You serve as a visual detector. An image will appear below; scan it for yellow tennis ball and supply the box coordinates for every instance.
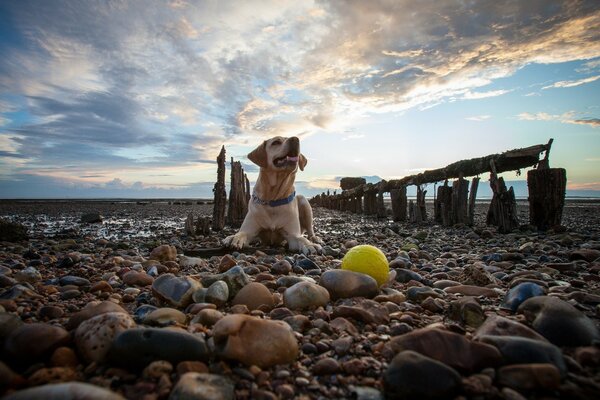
[341,244,389,286]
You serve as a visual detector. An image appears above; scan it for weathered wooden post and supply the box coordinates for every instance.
[377,181,387,218]
[527,139,566,230]
[417,185,427,221]
[486,160,519,233]
[435,181,452,225]
[451,176,469,225]
[212,146,227,231]
[227,158,248,228]
[468,177,480,226]
[390,186,407,222]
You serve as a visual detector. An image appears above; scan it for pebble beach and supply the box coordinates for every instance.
[1,199,599,399]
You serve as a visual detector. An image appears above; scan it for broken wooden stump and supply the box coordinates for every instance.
[363,185,377,215]
[390,187,407,222]
[527,168,566,230]
[487,162,519,233]
[185,213,195,236]
[451,177,469,225]
[340,177,367,190]
[377,181,387,218]
[195,216,211,236]
[227,158,248,228]
[435,181,452,225]
[212,146,227,231]
[416,185,427,221]
[468,177,480,226]
[409,200,422,223]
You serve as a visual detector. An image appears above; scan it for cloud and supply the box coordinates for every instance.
[542,75,600,89]
[462,90,511,100]
[517,112,600,128]
[466,115,491,121]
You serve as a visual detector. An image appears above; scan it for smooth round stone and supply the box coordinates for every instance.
[232,282,274,311]
[152,273,202,308]
[2,382,125,400]
[433,280,461,290]
[497,363,561,391]
[276,275,316,288]
[205,281,229,307]
[271,260,292,275]
[283,281,330,310]
[518,296,600,346]
[502,282,545,312]
[201,266,250,298]
[149,244,177,262]
[384,350,461,399]
[134,305,158,323]
[395,269,423,284]
[448,297,484,327]
[39,306,65,320]
[212,314,299,367]
[108,328,209,369]
[61,289,81,300]
[14,267,41,283]
[170,372,234,400]
[0,312,24,343]
[66,301,128,330]
[406,286,443,303]
[59,276,90,286]
[312,357,340,375]
[478,335,566,376]
[444,285,500,298]
[384,328,502,372]
[296,258,319,270]
[191,309,224,327]
[123,271,154,286]
[474,315,548,342]
[218,254,237,272]
[144,307,187,326]
[320,269,379,299]
[75,312,136,363]
[4,323,70,365]
[192,288,208,304]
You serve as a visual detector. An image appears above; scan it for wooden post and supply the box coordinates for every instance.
[195,217,211,236]
[486,161,519,233]
[377,181,387,218]
[185,213,195,236]
[527,168,566,230]
[417,185,427,221]
[409,199,422,223]
[212,146,227,231]
[468,177,480,226]
[364,190,377,215]
[227,158,248,228]
[451,177,469,225]
[435,181,452,225]
[390,187,407,222]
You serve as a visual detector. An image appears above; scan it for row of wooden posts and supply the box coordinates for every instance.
[310,139,567,233]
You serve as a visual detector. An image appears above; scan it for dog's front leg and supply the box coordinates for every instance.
[223,217,260,250]
[283,222,322,255]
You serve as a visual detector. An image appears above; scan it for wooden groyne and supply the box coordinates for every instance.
[310,139,566,232]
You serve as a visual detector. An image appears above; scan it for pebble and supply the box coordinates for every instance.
[59,275,90,286]
[3,382,125,400]
[444,285,500,297]
[518,296,600,346]
[108,328,209,369]
[320,269,379,299]
[150,244,177,262]
[201,265,250,298]
[75,312,136,363]
[271,259,292,275]
[447,297,484,327]
[218,254,237,272]
[394,268,423,283]
[205,280,229,307]
[191,308,224,327]
[4,323,70,366]
[66,301,128,330]
[384,350,461,399]
[502,282,545,312]
[170,372,235,400]
[143,307,187,326]
[152,273,202,308]
[406,286,442,303]
[123,270,154,286]
[497,363,561,391]
[283,281,330,310]
[232,282,274,311]
[212,314,298,367]
[14,266,41,283]
[385,328,502,372]
[474,315,548,342]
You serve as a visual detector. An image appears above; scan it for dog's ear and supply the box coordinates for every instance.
[247,141,268,168]
[299,153,308,171]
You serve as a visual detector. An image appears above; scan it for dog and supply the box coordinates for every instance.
[223,136,322,254]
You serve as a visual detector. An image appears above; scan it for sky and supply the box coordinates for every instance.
[0,0,599,199]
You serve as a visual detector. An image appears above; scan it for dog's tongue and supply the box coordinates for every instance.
[286,156,298,162]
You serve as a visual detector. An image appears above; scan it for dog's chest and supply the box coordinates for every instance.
[252,202,298,230]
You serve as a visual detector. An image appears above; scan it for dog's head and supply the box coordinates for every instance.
[247,136,308,172]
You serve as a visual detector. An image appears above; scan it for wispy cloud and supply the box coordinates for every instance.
[466,115,491,121]
[543,75,600,89]
[462,90,511,100]
[517,112,600,128]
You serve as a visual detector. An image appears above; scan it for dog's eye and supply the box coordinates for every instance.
[271,140,282,146]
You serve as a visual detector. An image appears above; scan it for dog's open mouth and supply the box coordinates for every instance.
[274,153,299,168]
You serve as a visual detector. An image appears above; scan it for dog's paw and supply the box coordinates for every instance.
[301,242,322,256]
[222,233,248,249]
[308,235,324,245]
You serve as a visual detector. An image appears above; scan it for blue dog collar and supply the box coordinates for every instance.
[252,191,296,207]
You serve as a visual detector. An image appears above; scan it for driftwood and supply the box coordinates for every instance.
[212,146,227,231]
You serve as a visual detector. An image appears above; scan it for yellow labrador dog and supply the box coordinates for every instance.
[223,136,322,254]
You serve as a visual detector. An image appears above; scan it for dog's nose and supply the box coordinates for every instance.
[287,137,300,153]
[288,137,299,146]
